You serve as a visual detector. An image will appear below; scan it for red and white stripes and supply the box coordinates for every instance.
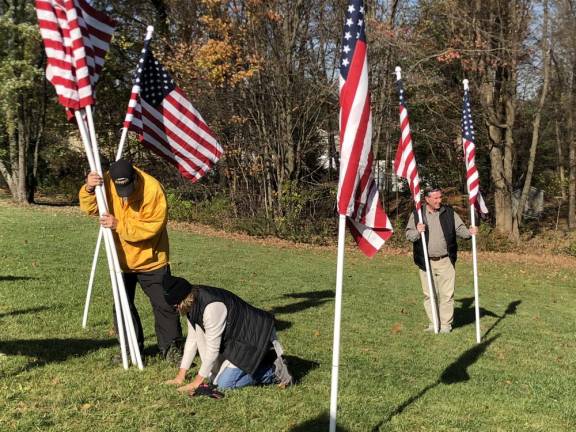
[337,8,393,257]
[461,85,488,215]
[132,88,223,182]
[35,0,115,109]
[394,80,422,210]
[463,138,480,203]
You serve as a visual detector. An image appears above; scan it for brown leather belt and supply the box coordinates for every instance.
[429,255,448,261]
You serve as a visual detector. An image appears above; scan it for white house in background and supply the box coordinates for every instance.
[317,128,403,192]
[373,160,404,192]
[512,187,544,219]
[317,128,338,170]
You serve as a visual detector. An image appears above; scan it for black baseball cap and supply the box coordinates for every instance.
[163,274,193,306]
[109,159,135,197]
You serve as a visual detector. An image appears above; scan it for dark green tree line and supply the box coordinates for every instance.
[0,0,572,243]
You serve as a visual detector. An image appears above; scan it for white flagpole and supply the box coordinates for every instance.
[329,214,347,432]
[75,110,129,370]
[82,229,102,328]
[83,108,137,366]
[470,204,481,343]
[395,66,439,334]
[463,79,481,343]
[84,105,144,369]
[417,208,440,334]
[82,26,155,332]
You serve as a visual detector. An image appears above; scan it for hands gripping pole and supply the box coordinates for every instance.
[75,110,129,370]
[84,107,141,368]
[417,208,440,334]
[83,109,138,365]
[395,66,439,334]
[82,27,155,336]
[84,105,144,369]
[77,107,143,369]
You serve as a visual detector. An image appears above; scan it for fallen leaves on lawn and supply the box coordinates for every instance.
[391,323,403,334]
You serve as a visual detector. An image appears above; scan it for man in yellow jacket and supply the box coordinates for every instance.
[79,159,182,361]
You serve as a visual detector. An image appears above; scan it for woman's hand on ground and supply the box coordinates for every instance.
[165,368,187,386]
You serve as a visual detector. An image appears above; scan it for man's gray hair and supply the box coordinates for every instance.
[424,186,443,197]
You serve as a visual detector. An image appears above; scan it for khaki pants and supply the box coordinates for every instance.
[418,257,455,329]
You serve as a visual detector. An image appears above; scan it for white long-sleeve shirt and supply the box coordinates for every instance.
[180,302,236,380]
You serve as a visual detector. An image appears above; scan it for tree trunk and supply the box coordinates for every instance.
[4,107,24,202]
[480,81,514,235]
[513,0,550,233]
[569,53,576,228]
[569,127,576,228]
[489,136,514,234]
[555,119,566,200]
[17,96,29,203]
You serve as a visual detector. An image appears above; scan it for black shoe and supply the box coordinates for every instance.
[190,383,224,399]
[111,353,123,365]
[163,343,183,365]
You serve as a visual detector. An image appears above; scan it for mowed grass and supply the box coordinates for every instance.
[1,203,576,432]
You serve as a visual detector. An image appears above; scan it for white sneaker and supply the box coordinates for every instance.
[274,356,293,388]
[439,326,452,334]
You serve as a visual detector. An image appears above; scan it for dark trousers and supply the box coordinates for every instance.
[114,265,182,354]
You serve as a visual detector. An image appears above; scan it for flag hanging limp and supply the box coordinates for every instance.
[461,85,489,215]
[337,0,393,257]
[393,78,422,210]
[35,0,115,110]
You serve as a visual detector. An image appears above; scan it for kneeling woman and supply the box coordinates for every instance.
[163,274,292,392]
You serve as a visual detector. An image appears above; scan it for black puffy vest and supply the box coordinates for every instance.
[412,205,457,271]
[186,286,275,375]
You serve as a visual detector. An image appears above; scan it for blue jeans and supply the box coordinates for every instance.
[216,362,276,390]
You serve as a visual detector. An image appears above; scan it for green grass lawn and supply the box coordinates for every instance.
[1,202,576,431]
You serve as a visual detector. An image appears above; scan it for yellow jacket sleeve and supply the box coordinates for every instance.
[79,185,99,216]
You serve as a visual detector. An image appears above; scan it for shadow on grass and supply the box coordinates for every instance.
[0,338,117,375]
[288,411,350,432]
[284,355,319,383]
[0,275,38,282]
[440,334,501,383]
[270,290,334,316]
[34,200,74,207]
[483,300,521,338]
[453,297,499,329]
[0,305,52,319]
[371,334,501,431]
[275,318,292,331]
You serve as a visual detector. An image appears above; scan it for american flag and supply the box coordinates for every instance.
[35,0,115,110]
[393,78,422,210]
[462,86,489,215]
[123,39,223,182]
[338,0,393,257]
